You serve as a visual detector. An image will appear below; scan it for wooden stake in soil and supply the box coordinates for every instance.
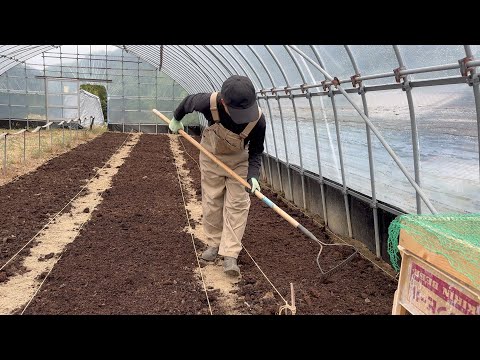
[278,283,296,315]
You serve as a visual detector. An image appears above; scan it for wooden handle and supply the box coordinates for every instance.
[153,108,302,229]
[153,108,250,189]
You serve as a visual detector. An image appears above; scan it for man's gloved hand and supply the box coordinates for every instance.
[246,177,261,194]
[169,117,184,134]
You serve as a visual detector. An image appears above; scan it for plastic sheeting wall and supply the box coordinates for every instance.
[79,89,104,125]
[0,44,478,217]
[0,45,198,126]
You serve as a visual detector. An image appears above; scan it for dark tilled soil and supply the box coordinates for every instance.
[178,137,397,315]
[24,135,213,314]
[0,133,128,280]
[22,134,396,314]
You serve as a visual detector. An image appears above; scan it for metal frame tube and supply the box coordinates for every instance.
[123,45,203,92]
[214,45,274,186]
[257,76,468,98]
[288,45,438,214]
[467,59,480,67]
[222,46,265,89]
[160,58,207,93]
[344,45,381,256]
[158,60,204,94]
[201,46,235,76]
[184,45,226,86]
[169,46,219,90]
[232,45,283,193]
[255,60,480,95]
[257,45,294,201]
[307,93,328,223]
[401,62,460,75]
[309,46,353,233]
[393,45,422,214]
[210,46,243,76]
[282,45,309,209]
[363,93,381,254]
[330,93,353,237]
[464,45,480,180]
[263,98,278,188]
[191,45,230,80]
[210,46,277,180]
[127,45,213,92]
[304,47,330,226]
[289,93,306,208]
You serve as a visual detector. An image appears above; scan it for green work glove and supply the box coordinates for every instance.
[169,117,184,134]
[246,177,261,194]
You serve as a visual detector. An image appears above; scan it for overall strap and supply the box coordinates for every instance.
[239,107,263,139]
[210,92,220,122]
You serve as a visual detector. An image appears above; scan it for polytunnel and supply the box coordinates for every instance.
[0,45,479,315]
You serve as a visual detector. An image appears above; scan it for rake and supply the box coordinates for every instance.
[153,109,358,280]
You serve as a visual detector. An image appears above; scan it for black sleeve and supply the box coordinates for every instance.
[173,93,211,120]
[247,115,266,180]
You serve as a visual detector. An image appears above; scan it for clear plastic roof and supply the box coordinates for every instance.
[0,45,479,214]
[0,45,476,93]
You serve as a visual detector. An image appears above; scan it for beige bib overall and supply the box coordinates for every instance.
[200,92,261,258]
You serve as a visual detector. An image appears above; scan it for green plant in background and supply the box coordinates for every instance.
[80,84,107,120]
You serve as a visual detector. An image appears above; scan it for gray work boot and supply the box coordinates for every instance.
[223,256,240,277]
[201,246,219,261]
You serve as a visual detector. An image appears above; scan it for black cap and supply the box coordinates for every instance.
[221,75,259,124]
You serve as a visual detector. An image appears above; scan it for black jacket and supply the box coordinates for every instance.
[174,92,266,180]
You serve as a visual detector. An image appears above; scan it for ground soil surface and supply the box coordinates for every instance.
[24,134,213,314]
[19,133,396,314]
[178,136,397,315]
[0,133,128,281]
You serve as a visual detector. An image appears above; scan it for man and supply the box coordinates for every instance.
[169,75,266,277]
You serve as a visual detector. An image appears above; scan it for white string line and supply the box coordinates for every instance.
[22,207,98,314]
[178,137,200,169]
[21,133,137,315]
[172,137,212,315]
[177,138,291,308]
[0,133,132,273]
[241,245,289,306]
[20,254,63,315]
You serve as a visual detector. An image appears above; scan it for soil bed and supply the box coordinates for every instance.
[24,134,212,314]
[23,134,396,314]
[0,133,128,280]
[178,136,397,315]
